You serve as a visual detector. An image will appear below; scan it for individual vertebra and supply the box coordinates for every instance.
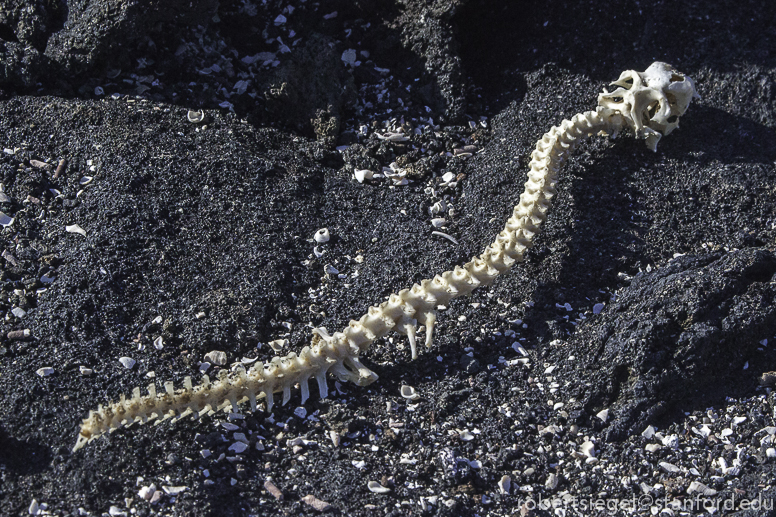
[73,63,697,452]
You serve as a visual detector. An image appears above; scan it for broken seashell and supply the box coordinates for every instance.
[0,212,14,227]
[367,481,391,494]
[204,350,227,366]
[187,110,205,123]
[66,224,86,236]
[400,385,420,401]
[79,176,93,186]
[580,441,596,458]
[153,336,164,350]
[498,475,511,494]
[268,339,286,352]
[314,228,330,243]
[458,430,475,441]
[354,169,374,183]
[36,367,54,377]
[118,357,136,369]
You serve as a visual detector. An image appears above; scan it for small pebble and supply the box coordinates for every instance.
[36,367,54,377]
[314,228,330,243]
[228,442,248,454]
[264,479,284,500]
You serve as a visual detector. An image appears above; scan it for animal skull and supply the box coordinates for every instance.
[598,62,699,151]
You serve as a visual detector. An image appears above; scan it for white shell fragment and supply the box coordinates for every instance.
[0,212,14,227]
[660,461,681,473]
[162,486,188,495]
[400,385,420,401]
[204,350,227,366]
[187,110,205,123]
[498,475,511,494]
[687,481,717,496]
[137,485,155,500]
[367,481,391,494]
[596,409,609,422]
[79,366,93,376]
[65,224,86,236]
[580,441,596,458]
[268,339,286,352]
[36,367,54,377]
[314,228,330,243]
[354,169,374,183]
[153,336,164,350]
[458,430,475,441]
[119,357,136,369]
[79,176,93,186]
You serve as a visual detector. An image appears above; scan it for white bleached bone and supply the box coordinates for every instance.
[73,63,696,452]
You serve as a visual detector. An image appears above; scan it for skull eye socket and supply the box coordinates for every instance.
[621,77,634,89]
[611,96,624,104]
[667,115,678,124]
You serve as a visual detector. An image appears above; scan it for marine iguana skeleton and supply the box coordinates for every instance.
[73,62,698,451]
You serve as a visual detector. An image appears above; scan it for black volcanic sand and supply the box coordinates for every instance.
[1,1,775,516]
